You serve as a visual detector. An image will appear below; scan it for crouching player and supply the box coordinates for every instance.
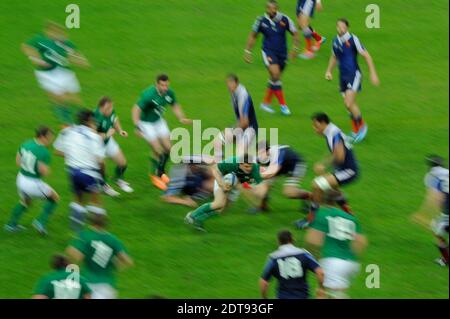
[94,96,133,196]
[184,154,268,232]
[305,191,367,299]
[5,126,59,235]
[54,110,107,232]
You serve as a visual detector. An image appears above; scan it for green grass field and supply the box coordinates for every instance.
[0,0,448,298]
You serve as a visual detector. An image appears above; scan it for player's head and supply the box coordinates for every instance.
[156,74,170,94]
[98,96,114,116]
[336,18,350,36]
[50,254,69,271]
[266,0,278,18]
[45,20,67,41]
[426,155,445,168]
[311,112,330,135]
[87,212,108,228]
[35,126,54,146]
[257,140,271,164]
[226,74,239,92]
[77,109,97,129]
[277,230,294,246]
[239,153,256,173]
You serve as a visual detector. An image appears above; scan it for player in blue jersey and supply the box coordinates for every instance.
[244,0,300,116]
[296,112,357,229]
[296,0,326,59]
[260,230,325,299]
[412,155,449,267]
[325,18,379,143]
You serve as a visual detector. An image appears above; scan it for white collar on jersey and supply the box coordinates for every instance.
[338,32,351,44]
[264,12,282,25]
[323,122,339,137]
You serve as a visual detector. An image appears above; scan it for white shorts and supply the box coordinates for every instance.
[431,213,449,237]
[34,67,80,95]
[87,283,117,299]
[320,257,360,290]
[214,180,240,202]
[105,137,121,158]
[138,119,170,142]
[16,173,54,200]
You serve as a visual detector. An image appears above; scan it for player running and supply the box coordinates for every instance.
[255,141,309,212]
[325,18,379,143]
[132,74,192,191]
[184,154,269,232]
[66,213,134,299]
[32,254,92,299]
[296,0,326,59]
[94,96,133,196]
[214,74,259,160]
[245,0,300,116]
[21,21,89,126]
[5,126,59,235]
[412,155,449,267]
[306,192,367,299]
[54,110,106,232]
[260,230,325,299]
[295,113,357,229]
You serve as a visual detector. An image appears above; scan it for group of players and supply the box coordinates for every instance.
[5,0,448,299]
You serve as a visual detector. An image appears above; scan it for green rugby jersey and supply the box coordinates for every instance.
[94,108,117,144]
[34,270,91,299]
[218,156,263,185]
[18,139,51,179]
[136,85,177,123]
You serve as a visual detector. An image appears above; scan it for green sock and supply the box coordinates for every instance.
[150,157,159,175]
[52,104,73,125]
[36,200,58,226]
[8,203,27,226]
[115,165,127,180]
[191,203,218,223]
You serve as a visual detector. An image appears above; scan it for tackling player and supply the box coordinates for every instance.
[184,154,268,232]
[132,74,192,191]
[66,213,134,299]
[32,254,91,299]
[94,96,133,196]
[306,192,367,299]
[412,155,449,266]
[245,0,300,116]
[296,113,357,229]
[54,110,106,232]
[296,0,326,59]
[4,126,59,235]
[325,18,379,143]
[21,21,89,126]
[260,230,324,299]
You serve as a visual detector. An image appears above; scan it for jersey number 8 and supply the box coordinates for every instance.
[277,257,304,279]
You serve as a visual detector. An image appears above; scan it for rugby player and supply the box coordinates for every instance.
[296,0,326,59]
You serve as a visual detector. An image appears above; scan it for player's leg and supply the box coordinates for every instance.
[32,184,60,235]
[431,214,449,266]
[320,257,360,299]
[268,63,291,115]
[260,51,277,113]
[158,130,172,184]
[282,161,310,199]
[298,14,315,59]
[344,72,367,142]
[5,177,33,232]
[108,138,133,193]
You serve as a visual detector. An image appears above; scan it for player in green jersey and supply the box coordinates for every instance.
[21,21,89,125]
[94,96,133,196]
[32,254,91,299]
[305,191,367,299]
[184,154,269,232]
[4,126,59,235]
[132,74,192,191]
[66,213,134,299]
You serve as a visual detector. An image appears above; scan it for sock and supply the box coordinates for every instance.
[86,205,106,215]
[158,153,170,176]
[150,157,159,175]
[310,27,322,42]
[302,27,313,51]
[7,202,27,226]
[437,243,449,264]
[354,115,364,131]
[69,202,88,232]
[191,203,218,224]
[263,82,274,105]
[36,200,57,226]
[115,165,127,180]
[271,81,286,106]
[336,196,353,215]
[349,114,358,134]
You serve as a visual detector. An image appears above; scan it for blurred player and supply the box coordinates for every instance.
[32,254,91,299]
[412,155,449,267]
[296,0,326,59]
[21,21,89,126]
[325,18,379,143]
[245,0,300,115]
[255,141,309,212]
[260,230,324,299]
[184,154,268,232]
[306,192,367,299]
[54,110,106,232]
[214,74,259,160]
[132,74,192,191]
[66,213,134,299]
[4,126,59,235]
[296,113,357,229]
[161,155,215,208]
[94,96,133,196]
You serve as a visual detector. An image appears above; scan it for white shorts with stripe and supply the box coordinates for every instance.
[16,173,54,200]
[138,119,170,142]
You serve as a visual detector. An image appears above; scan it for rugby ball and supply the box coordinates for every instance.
[223,173,238,187]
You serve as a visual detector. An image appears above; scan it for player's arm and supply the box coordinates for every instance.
[304,228,325,256]
[16,152,21,167]
[332,140,346,165]
[65,246,85,264]
[172,103,192,125]
[259,258,275,299]
[21,43,51,69]
[161,194,198,208]
[325,54,337,81]
[115,251,134,270]
[67,48,90,68]
[314,267,326,299]
[211,164,231,191]
[360,50,379,86]
[259,278,270,299]
[351,233,368,256]
[237,95,250,129]
[37,161,50,177]
[314,155,333,175]
[244,31,258,63]
[287,17,300,59]
[260,163,281,179]
[113,116,128,137]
